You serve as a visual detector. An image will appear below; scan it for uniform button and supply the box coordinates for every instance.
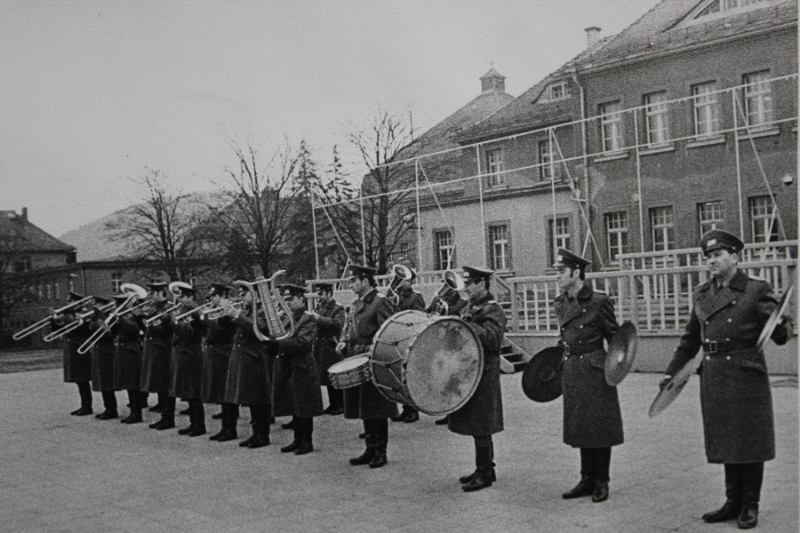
[705,338,710,342]
[727,319,732,323]
[583,309,586,313]
[705,320,709,325]
[579,325,584,329]
[725,338,730,341]
[706,355,711,360]
[732,301,736,304]
[726,356,731,361]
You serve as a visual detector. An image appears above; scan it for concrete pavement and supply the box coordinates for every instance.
[0,368,797,533]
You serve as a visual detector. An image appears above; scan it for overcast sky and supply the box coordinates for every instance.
[1,0,661,237]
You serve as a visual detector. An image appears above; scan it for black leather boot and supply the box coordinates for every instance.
[563,477,594,499]
[295,418,313,455]
[462,439,494,492]
[369,441,387,468]
[350,420,376,465]
[72,382,93,415]
[281,427,302,453]
[369,419,388,468]
[95,391,118,419]
[216,404,238,442]
[592,448,611,502]
[247,406,270,448]
[703,464,743,523]
[188,400,206,436]
[435,416,448,425]
[281,417,297,430]
[737,462,763,529]
[403,407,419,423]
[121,390,143,424]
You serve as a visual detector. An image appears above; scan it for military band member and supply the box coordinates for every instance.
[554,249,622,504]
[337,265,397,469]
[170,284,206,437]
[88,297,118,420]
[270,284,323,455]
[661,230,792,529]
[223,285,272,449]
[201,283,238,442]
[110,294,144,424]
[390,267,425,424]
[139,282,177,430]
[310,283,346,416]
[449,266,505,492]
[53,292,93,416]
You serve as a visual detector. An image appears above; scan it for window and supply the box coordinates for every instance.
[111,272,123,293]
[68,276,75,293]
[644,92,670,146]
[546,81,571,101]
[54,280,59,300]
[45,281,51,301]
[548,217,571,266]
[743,71,773,128]
[12,256,32,272]
[486,149,504,187]
[692,82,721,138]
[698,201,725,237]
[599,101,624,152]
[650,206,675,251]
[538,140,554,180]
[695,0,772,18]
[749,196,779,243]
[434,230,455,271]
[488,224,511,271]
[605,212,630,262]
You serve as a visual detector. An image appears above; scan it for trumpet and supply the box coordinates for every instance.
[192,300,244,320]
[235,270,295,342]
[43,302,115,342]
[13,295,95,341]
[77,283,147,355]
[386,264,414,308]
[432,270,465,315]
[142,281,186,326]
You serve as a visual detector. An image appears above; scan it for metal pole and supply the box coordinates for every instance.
[732,90,745,238]
[414,159,423,270]
[475,145,487,265]
[310,188,320,279]
[633,108,645,252]
[359,190,367,265]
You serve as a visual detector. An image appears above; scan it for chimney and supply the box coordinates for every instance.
[480,68,506,94]
[21,207,28,221]
[585,26,601,49]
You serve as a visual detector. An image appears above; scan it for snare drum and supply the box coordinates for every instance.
[328,355,371,389]
[370,310,483,416]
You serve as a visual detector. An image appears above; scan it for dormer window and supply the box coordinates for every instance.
[543,81,571,102]
[688,0,777,22]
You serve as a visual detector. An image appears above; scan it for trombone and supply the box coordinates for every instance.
[142,281,185,326]
[385,264,414,308]
[432,270,465,315]
[77,283,147,354]
[43,302,115,343]
[235,270,295,342]
[13,295,95,341]
[117,297,153,317]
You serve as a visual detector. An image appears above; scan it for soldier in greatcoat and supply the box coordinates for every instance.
[223,285,272,449]
[448,266,506,492]
[110,294,144,424]
[52,292,93,416]
[310,283,346,415]
[270,284,323,455]
[88,297,118,420]
[336,265,397,469]
[200,283,238,442]
[554,249,622,504]
[139,282,177,430]
[389,266,426,424]
[661,230,792,529]
[170,283,206,437]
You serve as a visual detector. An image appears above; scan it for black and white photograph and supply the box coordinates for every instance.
[1,1,797,531]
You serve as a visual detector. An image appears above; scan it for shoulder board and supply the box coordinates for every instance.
[594,289,608,295]
[375,293,385,299]
[748,275,767,282]
[487,300,498,305]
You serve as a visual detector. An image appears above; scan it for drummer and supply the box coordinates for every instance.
[390,265,426,424]
[660,230,793,529]
[448,266,505,492]
[554,249,622,503]
[336,265,396,469]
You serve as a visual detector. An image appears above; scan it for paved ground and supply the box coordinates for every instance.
[0,368,797,533]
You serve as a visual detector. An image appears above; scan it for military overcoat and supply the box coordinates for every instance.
[666,270,790,463]
[89,317,116,393]
[313,298,346,385]
[138,303,174,395]
[342,288,398,420]
[54,315,92,383]
[111,315,142,391]
[224,309,271,406]
[170,311,204,400]
[272,310,324,418]
[395,287,426,312]
[200,315,235,404]
[555,283,623,448]
[448,292,505,436]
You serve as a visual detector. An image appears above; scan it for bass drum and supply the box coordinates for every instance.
[370,310,483,417]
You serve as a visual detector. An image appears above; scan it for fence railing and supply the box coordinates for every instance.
[617,241,798,270]
[508,259,796,334]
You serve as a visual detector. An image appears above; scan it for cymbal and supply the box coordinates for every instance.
[756,285,793,352]
[605,321,638,387]
[521,346,564,403]
[648,354,702,418]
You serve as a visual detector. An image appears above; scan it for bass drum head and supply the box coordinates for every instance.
[405,316,483,416]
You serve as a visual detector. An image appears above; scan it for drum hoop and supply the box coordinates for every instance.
[370,310,484,416]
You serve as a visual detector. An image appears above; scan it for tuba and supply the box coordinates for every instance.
[386,264,414,308]
[432,270,465,315]
[235,270,295,342]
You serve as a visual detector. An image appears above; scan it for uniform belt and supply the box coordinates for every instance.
[702,340,755,354]
[561,341,604,357]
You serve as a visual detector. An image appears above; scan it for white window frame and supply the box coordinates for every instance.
[650,206,675,252]
[605,211,629,263]
[486,148,504,187]
[548,217,571,266]
[488,224,511,271]
[599,101,624,153]
[111,272,123,294]
[698,201,725,237]
[538,140,553,181]
[644,92,670,146]
[743,71,773,128]
[692,82,721,138]
[434,230,455,271]
[749,196,779,243]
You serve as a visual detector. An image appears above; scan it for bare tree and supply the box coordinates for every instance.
[207,140,307,279]
[105,169,209,281]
